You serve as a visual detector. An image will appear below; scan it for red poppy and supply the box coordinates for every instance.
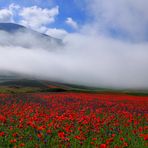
[100,144,107,148]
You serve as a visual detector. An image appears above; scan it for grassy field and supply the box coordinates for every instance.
[0,79,148,96]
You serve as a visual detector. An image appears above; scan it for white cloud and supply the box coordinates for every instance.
[66,17,78,29]
[46,28,68,39]
[19,5,59,30]
[1,30,148,89]
[0,3,20,23]
[86,0,148,41]
[0,8,13,22]
[0,4,67,39]
[9,3,20,11]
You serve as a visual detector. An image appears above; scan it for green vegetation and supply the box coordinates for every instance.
[0,79,148,95]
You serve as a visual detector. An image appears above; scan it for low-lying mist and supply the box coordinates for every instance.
[0,30,148,89]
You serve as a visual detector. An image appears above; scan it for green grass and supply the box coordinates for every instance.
[0,79,148,95]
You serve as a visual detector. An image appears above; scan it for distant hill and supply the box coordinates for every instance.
[0,23,63,47]
[0,23,64,81]
[0,23,25,32]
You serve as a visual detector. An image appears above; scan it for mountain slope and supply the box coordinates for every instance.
[0,23,63,48]
[0,23,63,81]
[0,23,25,32]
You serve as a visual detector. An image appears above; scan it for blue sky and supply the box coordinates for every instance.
[0,0,87,33]
[0,0,148,41]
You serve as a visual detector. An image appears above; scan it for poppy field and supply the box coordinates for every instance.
[0,92,148,148]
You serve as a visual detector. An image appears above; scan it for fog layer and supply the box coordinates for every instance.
[0,30,148,89]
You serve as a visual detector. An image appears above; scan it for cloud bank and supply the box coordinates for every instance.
[85,0,148,42]
[0,30,148,89]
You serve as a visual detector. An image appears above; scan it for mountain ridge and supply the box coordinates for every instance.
[0,22,63,81]
[0,22,62,45]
